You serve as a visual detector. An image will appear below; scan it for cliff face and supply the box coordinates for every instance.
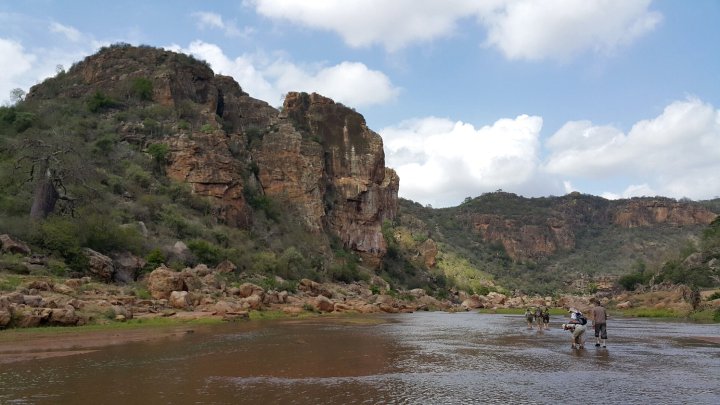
[255,92,399,264]
[462,194,717,262]
[26,45,398,265]
[611,199,718,228]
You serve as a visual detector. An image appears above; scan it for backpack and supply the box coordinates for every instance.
[576,313,587,325]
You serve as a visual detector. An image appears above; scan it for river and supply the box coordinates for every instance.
[1,312,719,404]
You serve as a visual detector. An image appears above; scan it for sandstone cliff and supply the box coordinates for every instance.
[455,193,717,262]
[25,45,398,265]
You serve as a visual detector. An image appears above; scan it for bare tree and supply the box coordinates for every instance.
[12,136,84,219]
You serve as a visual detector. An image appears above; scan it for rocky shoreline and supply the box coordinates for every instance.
[3,257,718,330]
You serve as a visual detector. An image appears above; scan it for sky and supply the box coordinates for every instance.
[1,0,719,207]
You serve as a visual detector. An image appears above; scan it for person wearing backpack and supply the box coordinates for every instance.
[564,308,587,349]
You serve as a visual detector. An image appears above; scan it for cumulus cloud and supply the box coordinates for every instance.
[381,115,543,207]
[480,0,662,60]
[0,20,104,104]
[49,22,82,42]
[250,0,661,59]
[0,38,36,104]
[168,40,399,107]
[252,0,477,52]
[192,11,254,38]
[544,98,720,200]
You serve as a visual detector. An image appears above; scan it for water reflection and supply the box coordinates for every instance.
[1,313,718,404]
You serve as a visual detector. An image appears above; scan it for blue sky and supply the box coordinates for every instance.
[2,0,719,207]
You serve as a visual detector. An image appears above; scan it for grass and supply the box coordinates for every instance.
[0,274,23,291]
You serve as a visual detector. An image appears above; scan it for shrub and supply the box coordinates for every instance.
[145,248,165,271]
[707,291,720,301]
[87,91,118,113]
[187,239,223,267]
[147,143,169,169]
[200,123,214,133]
[131,77,153,101]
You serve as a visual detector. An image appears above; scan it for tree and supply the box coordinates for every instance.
[10,88,25,105]
[10,135,90,219]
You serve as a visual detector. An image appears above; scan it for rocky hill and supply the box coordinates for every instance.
[1,44,718,302]
[391,192,719,294]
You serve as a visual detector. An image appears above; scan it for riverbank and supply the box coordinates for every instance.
[2,265,719,334]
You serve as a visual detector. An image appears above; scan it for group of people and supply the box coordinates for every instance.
[524,306,550,330]
[562,300,608,349]
[526,300,609,349]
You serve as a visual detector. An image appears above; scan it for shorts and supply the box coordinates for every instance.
[594,323,607,339]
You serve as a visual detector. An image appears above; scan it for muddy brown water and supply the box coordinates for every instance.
[1,312,718,404]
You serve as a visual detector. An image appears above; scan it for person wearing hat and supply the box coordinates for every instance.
[564,308,587,349]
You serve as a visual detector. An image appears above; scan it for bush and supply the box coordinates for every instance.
[707,291,720,301]
[187,239,223,267]
[131,77,153,101]
[87,91,118,112]
[145,248,165,271]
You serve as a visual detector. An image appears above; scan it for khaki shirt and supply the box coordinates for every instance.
[592,305,607,324]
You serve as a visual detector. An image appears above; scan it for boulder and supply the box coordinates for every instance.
[238,283,264,299]
[214,300,242,315]
[298,279,332,298]
[243,295,263,310]
[147,266,185,299]
[48,306,79,326]
[22,295,43,307]
[461,295,485,310]
[83,248,115,282]
[616,301,632,310]
[215,260,236,274]
[12,307,43,328]
[314,295,334,312]
[192,264,212,277]
[27,280,52,291]
[53,283,75,295]
[169,291,191,309]
[112,252,146,283]
[0,308,11,328]
[179,269,203,292]
[486,292,507,305]
[0,234,31,255]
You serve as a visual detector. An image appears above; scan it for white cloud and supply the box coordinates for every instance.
[49,22,82,42]
[250,0,661,59]
[252,0,478,52]
[0,38,36,104]
[480,0,662,61]
[168,40,399,107]
[544,98,720,200]
[381,114,543,207]
[192,11,254,38]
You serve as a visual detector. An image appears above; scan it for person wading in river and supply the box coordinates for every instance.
[591,300,608,348]
[564,308,587,349]
[525,308,534,329]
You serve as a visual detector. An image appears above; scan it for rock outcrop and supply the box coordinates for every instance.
[462,193,717,262]
[255,92,399,264]
[26,46,399,266]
